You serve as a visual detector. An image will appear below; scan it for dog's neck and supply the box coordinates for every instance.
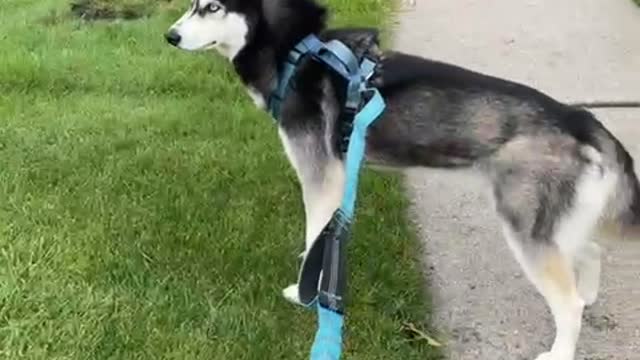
[231,23,322,111]
[224,0,328,110]
[232,39,278,109]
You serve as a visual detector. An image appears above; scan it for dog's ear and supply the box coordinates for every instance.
[262,0,327,48]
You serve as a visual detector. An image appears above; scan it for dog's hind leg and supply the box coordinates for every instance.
[492,143,617,359]
[574,241,601,306]
[277,128,345,304]
[499,219,585,360]
[518,243,584,360]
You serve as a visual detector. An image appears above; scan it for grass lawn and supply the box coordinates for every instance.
[0,0,441,359]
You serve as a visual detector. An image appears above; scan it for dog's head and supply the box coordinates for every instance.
[165,0,327,60]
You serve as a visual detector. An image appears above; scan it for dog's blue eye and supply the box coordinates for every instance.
[204,3,221,13]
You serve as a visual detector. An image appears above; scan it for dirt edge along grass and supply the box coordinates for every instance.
[70,0,161,20]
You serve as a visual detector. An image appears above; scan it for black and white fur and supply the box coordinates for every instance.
[166,1,640,359]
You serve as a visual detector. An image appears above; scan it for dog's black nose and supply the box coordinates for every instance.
[165,30,181,46]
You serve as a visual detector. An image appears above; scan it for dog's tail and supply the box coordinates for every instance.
[572,110,640,241]
[600,165,640,242]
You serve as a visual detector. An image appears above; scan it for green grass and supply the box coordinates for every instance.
[0,1,441,359]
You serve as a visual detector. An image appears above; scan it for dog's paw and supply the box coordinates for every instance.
[282,284,303,305]
[534,352,571,360]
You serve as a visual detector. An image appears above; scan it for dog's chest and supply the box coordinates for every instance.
[247,87,266,109]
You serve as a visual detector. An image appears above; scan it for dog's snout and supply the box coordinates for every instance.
[165,30,181,47]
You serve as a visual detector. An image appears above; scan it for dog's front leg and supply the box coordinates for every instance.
[277,128,345,304]
[299,158,345,254]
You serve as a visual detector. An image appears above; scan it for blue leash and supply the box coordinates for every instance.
[310,89,385,360]
[269,34,386,360]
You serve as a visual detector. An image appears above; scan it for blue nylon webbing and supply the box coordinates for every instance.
[310,305,345,360]
[267,34,386,360]
[269,34,368,120]
[309,88,385,360]
[339,88,385,217]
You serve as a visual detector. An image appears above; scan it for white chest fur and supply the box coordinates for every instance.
[247,87,266,109]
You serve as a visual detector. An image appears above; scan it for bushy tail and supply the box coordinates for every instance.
[563,108,640,241]
[592,118,640,241]
[600,173,640,242]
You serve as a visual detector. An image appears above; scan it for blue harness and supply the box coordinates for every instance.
[269,34,386,360]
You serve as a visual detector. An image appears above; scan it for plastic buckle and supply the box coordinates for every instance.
[318,290,344,314]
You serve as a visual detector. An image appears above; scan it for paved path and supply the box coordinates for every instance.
[393,1,640,359]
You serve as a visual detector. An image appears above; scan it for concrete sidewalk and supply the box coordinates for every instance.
[393,1,640,359]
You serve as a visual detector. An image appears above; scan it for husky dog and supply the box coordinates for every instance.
[166,1,640,359]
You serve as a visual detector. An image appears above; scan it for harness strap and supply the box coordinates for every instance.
[269,35,375,123]
[268,46,305,119]
[339,88,384,217]
[317,40,362,111]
